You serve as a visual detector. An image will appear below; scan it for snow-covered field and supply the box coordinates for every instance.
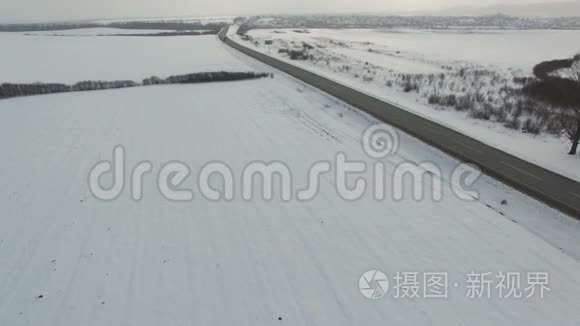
[0,35,579,325]
[232,27,580,181]
[20,28,182,36]
[0,32,253,83]
[248,28,580,71]
[91,16,234,24]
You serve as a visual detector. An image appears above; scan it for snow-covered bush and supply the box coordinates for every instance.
[522,117,543,135]
[455,94,474,112]
[289,49,309,60]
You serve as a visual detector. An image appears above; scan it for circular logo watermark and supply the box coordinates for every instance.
[359,270,390,300]
[362,124,399,159]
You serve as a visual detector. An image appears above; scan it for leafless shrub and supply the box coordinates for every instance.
[456,94,475,112]
[522,117,543,135]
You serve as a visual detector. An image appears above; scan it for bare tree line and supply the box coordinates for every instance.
[0,72,270,100]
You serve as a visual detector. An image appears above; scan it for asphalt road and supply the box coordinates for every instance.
[219,27,580,219]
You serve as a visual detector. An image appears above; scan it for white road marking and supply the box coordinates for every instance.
[454,140,484,154]
[426,127,440,135]
[569,192,580,200]
[501,161,542,181]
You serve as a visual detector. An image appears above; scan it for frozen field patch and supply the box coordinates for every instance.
[248,28,580,71]
[0,33,254,83]
[20,28,180,36]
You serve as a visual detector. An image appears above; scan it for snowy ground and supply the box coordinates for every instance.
[19,28,186,36]
[0,32,254,84]
[90,16,235,24]
[248,28,580,72]
[232,27,580,181]
[0,36,579,325]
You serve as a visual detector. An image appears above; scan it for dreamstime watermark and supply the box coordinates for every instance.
[88,124,482,202]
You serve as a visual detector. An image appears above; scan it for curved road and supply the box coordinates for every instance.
[220,26,580,219]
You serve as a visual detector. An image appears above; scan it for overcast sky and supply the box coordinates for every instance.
[0,0,561,23]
